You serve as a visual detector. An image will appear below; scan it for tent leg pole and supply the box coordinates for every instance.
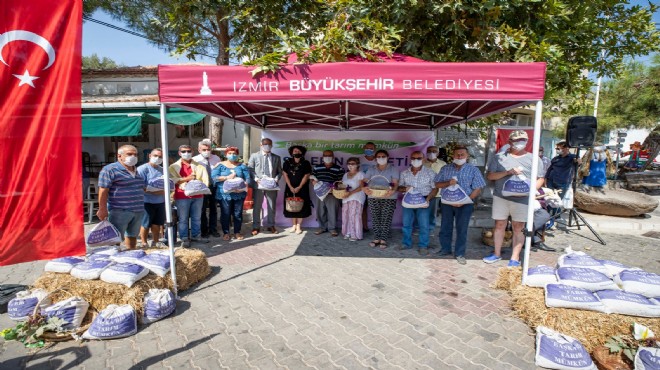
[522,100,543,286]
[160,103,178,298]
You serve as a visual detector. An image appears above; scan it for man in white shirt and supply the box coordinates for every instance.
[193,139,222,238]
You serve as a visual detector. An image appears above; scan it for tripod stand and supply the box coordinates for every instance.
[555,147,606,245]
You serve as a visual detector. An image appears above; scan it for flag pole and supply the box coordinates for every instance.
[160,103,178,298]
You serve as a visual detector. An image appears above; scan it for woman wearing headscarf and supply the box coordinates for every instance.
[212,146,250,240]
[282,145,312,234]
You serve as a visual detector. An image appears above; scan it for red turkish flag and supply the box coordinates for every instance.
[0,0,84,265]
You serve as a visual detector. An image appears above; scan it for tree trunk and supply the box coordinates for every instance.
[209,117,223,147]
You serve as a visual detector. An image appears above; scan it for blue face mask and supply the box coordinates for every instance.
[227,154,238,161]
[364,149,374,156]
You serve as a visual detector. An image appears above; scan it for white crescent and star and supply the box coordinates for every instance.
[0,30,57,88]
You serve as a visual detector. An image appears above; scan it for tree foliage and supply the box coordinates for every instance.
[82,53,123,69]
[598,54,660,135]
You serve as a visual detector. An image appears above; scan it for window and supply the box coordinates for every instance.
[174,121,205,138]
[116,83,132,94]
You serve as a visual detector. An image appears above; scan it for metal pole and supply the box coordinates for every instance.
[593,75,602,117]
[160,103,178,297]
[522,100,543,286]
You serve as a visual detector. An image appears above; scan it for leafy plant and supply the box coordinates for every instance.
[0,313,67,348]
[604,334,658,363]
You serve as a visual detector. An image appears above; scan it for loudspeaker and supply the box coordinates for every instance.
[566,116,597,148]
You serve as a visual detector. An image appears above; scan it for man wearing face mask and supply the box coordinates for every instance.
[312,150,346,236]
[398,151,438,255]
[423,145,447,234]
[539,146,551,172]
[434,145,486,264]
[137,148,166,248]
[248,138,282,235]
[169,144,210,247]
[544,141,576,199]
[97,144,146,249]
[483,131,545,267]
[193,139,221,238]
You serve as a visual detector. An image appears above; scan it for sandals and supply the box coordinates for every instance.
[314,229,327,235]
[330,231,338,237]
[369,240,380,248]
[379,241,388,249]
[222,234,231,241]
[235,234,244,240]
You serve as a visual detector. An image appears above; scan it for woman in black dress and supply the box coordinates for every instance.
[282,145,312,233]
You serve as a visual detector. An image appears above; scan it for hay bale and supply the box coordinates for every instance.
[509,284,660,352]
[575,188,659,216]
[32,248,210,320]
[493,267,522,292]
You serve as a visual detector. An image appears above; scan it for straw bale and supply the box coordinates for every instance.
[32,248,209,320]
[509,284,660,352]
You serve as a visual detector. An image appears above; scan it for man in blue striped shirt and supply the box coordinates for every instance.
[434,144,486,264]
[97,144,146,249]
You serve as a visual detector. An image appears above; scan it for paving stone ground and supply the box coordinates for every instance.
[1,209,659,369]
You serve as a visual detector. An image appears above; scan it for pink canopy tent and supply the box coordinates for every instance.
[156,56,547,287]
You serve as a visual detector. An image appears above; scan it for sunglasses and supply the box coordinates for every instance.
[180,150,192,153]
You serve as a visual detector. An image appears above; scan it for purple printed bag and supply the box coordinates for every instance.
[502,174,530,197]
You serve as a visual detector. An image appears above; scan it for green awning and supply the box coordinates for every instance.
[82,113,142,137]
[81,108,206,137]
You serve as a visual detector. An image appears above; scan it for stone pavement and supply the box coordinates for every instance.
[1,216,659,369]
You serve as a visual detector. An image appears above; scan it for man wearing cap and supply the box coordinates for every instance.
[483,130,545,267]
[193,139,221,238]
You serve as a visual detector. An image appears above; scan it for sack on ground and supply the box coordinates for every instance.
[596,290,660,317]
[70,259,113,280]
[313,181,332,201]
[441,183,473,205]
[635,347,660,370]
[597,259,639,279]
[557,249,610,276]
[526,265,558,288]
[502,174,530,197]
[402,189,428,209]
[556,267,620,291]
[87,246,120,260]
[110,249,146,264]
[258,176,278,190]
[535,326,596,370]
[86,220,122,247]
[8,289,50,321]
[614,270,660,297]
[143,289,176,324]
[544,284,606,312]
[183,179,211,196]
[42,296,89,330]
[137,252,170,277]
[223,177,247,193]
[100,263,149,287]
[44,257,85,273]
[82,304,137,340]
[146,176,175,193]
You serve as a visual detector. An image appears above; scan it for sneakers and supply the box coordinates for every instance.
[190,236,209,243]
[418,248,429,256]
[344,234,350,240]
[456,256,467,265]
[349,238,358,242]
[482,253,502,264]
[437,250,452,256]
[507,260,521,268]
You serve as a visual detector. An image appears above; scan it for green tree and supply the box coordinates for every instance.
[82,53,122,69]
[598,54,660,135]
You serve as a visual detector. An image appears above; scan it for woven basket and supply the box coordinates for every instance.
[285,195,304,213]
[481,229,512,248]
[33,289,97,342]
[332,181,350,199]
[367,175,392,198]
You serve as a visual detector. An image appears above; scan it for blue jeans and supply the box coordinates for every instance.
[175,197,203,240]
[219,198,244,234]
[402,207,431,248]
[428,198,440,232]
[439,203,474,257]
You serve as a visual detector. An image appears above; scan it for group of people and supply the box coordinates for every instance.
[97,130,585,267]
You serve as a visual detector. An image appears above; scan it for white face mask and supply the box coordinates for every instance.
[453,158,466,166]
[323,156,333,164]
[181,152,193,160]
[427,152,437,160]
[262,145,271,152]
[376,157,388,166]
[512,141,527,151]
[149,156,163,165]
[123,155,138,166]
[347,164,358,171]
[411,159,423,168]
[200,151,210,158]
[594,146,605,152]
